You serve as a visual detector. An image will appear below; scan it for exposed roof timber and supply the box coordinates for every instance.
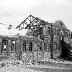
[16,15,71,32]
[16,14,41,30]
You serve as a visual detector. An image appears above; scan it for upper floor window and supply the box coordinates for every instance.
[69,33,71,38]
[61,36,64,40]
[64,31,66,37]
[65,32,68,37]
[39,46,42,51]
[57,29,60,35]
[48,27,50,35]
[67,32,68,37]
[54,28,56,35]
[44,43,47,51]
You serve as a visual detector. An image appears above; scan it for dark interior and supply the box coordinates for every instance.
[60,40,71,60]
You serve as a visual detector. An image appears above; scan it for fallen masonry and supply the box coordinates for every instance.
[0,58,72,72]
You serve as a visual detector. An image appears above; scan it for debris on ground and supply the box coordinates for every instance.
[39,58,72,64]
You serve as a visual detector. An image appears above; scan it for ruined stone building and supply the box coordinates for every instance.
[0,15,72,62]
[16,15,72,61]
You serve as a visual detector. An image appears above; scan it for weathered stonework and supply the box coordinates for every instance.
[0,15,72,62]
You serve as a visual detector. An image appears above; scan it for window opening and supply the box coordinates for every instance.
[11,40,16,51]
[23,41,26,52]
[29,42,32,51]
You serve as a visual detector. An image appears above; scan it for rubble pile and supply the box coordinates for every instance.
[0,55,43,72]
[42,58,72,64]
[0,53,34,68]
[0,60,42,72]
[0,55,71,72]
[22,52,36,65]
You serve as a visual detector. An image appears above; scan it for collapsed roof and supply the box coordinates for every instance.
[0,24,28,37]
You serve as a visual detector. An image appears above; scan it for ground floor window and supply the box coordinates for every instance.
[54,43,59,53]
[48,44,50,52]
[11,40,16,51]
[44,43,47,51]
[38,42,42,51]
[23,41,26,52]
[29,42,32,51]
[1,39,8,52]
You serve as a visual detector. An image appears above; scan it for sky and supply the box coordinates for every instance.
[0,0,72,31]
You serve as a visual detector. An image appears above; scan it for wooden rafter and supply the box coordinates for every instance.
[16,14,40,30]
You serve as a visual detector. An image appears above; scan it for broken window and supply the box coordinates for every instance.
[38,42,42,51]
[69,33,71,38]
[44,43,47,51]
[54,44,58,53]
[2,39,8,52]
[29,42,32,51]
[48,27,50,35]
[23,41,26,52]
[11,40,16,51]
[57,29,59,35]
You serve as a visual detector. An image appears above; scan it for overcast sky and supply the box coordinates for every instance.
[0,0,72,31]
